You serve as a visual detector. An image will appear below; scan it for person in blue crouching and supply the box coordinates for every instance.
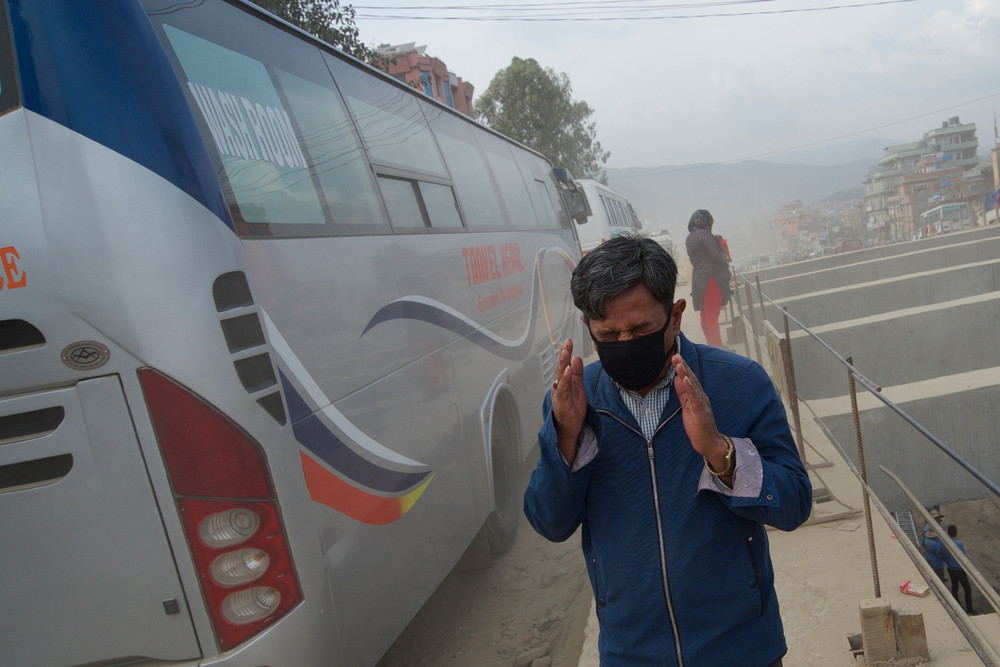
[524,234,812,666]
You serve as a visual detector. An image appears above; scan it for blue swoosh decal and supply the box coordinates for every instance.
[362,246,574,360]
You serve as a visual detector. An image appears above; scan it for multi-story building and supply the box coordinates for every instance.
[378,43,475,116]
[890,156,966,239]
[864,117,979,242]
[771,200,816,259]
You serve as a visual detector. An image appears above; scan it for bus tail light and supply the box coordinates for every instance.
[210,548,270,586]
[139,369,302,652]
[200,508,261,549]
[221,586,281,624]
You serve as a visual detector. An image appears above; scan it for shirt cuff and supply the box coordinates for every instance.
[563,425,598,472]
[698,436,763,498]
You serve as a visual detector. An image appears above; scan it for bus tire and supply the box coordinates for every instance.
[485,404,519,554]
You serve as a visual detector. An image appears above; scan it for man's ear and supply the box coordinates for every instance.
[670,300,686,334]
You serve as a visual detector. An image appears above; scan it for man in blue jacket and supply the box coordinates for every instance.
[524,235,812,666]
[921,509,947,581]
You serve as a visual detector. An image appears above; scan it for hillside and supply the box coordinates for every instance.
[607,158,876,257]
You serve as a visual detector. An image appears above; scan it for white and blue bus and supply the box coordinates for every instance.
[919,202,972,235]
[0,1,588,664]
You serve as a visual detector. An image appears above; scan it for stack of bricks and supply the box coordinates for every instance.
[858,598,930,665]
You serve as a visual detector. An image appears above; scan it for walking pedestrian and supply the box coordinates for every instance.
[685,209,731,347]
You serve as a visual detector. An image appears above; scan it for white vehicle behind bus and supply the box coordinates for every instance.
[571,179,643,253]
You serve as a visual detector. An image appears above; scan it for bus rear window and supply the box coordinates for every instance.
[0,1,19,115]
[148,0,387,236]
[163,24,326,227]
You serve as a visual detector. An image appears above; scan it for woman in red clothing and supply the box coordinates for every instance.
[685,209,731,347]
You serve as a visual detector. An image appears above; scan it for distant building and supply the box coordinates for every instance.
[771,200,815,259]
[864,116,983,242]
[771,197,866,261]
[378,43,474,116]
[890,156,966,239]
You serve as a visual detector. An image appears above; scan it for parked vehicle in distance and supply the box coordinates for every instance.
[839,238,864,252]
[571,179,643,253]
[920,203,972,235]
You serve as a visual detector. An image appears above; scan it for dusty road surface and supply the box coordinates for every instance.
[377,457,592,667]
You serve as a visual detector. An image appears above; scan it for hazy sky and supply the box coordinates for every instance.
[352,0,1000,169]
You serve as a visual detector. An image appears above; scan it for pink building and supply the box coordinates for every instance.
[379,43,475,116]
[771,200,815,257]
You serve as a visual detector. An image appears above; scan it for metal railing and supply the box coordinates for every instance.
[730,269,1000,666]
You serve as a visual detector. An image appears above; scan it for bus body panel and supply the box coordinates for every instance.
[1,377,201,666]
[242,232,576,662]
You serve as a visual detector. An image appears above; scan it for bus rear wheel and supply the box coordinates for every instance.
[485,406,519,554]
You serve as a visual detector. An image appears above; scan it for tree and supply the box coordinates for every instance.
[252,0,386,68]
[474,57,609,183]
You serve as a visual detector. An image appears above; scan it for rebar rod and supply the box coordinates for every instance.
[848,356,880,599]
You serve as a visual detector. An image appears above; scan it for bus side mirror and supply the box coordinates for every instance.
[554,167,589,224]
[570,190,588,224]
[554,167,573,184]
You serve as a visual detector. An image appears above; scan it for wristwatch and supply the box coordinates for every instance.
[705,435,736,477]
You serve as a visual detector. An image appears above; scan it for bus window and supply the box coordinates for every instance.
[153,0,390,236]
[615,200,628,227]
[429,111,506,228]
[518,152,568,228]
[481,136,537,227]
[600,196,615,226]
[0,1,17,116]
[378,176,425,228]
[529,179,555,226]
[332,58,447,178]
[273,68,384,230]
[418,181,463,228]
[512,149,559,229]
[377,176,463,230]
[163,25,324,226]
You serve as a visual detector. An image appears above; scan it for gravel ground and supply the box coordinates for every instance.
[377,457,592,667]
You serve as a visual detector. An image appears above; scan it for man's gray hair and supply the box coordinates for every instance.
[571,234,678,320]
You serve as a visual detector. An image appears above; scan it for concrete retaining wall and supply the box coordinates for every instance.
[788,292,1000,401]
[734,225,1000,511]
[752,235,1000,301]
[820,383,1000,512]
[762,260,1000,330]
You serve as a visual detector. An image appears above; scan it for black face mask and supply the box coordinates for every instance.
[590,313,672,392]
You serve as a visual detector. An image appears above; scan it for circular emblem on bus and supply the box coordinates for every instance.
[61,341,110,370]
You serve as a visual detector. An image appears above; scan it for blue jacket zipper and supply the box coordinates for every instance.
[598,405,684,666]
